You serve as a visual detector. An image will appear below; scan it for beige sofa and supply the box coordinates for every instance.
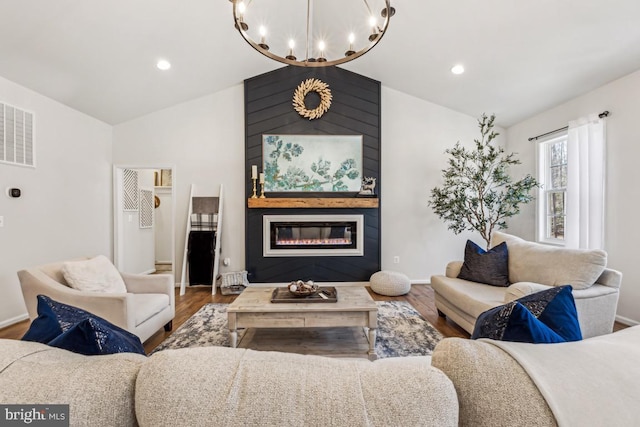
[18,259,175,343]
[431,231,622,338]
[0,339,458,427]
[3,326,639,426]
[432,325,640,427]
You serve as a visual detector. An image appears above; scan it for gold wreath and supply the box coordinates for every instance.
[292,78,332,120]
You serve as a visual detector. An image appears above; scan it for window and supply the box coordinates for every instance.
[537,133,568,245]
[536,114,605,250]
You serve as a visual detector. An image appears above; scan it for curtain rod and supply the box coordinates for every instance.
[528,111,610,142]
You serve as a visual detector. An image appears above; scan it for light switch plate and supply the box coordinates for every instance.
[0,216,4,227]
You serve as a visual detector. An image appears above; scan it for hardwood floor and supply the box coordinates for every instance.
[0,284,626,354]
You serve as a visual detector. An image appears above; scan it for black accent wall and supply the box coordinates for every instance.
[245,66,381,282]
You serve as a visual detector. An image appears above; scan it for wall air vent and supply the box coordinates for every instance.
[0,102,35,167]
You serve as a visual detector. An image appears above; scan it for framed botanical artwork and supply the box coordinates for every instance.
[262,134,363,192]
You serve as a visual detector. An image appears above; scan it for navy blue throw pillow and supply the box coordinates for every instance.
[515,285,582,342]
[48,317,145,356]
[458,240,510,287]
[472,302,566,343]
[21,295,65,343]
[472,285,582,343]
[22,295,145,355]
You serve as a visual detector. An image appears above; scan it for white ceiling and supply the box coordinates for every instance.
[1,1,639,127]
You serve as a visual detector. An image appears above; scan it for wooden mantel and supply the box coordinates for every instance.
[247,197,379,209]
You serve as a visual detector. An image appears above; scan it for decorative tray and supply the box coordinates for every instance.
[271,286,338,303]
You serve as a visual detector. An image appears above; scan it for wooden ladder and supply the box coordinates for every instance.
[179,184,224,295]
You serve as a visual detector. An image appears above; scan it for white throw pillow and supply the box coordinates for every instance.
[62,255,127,293]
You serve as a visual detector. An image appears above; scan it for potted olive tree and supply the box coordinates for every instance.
[429,114,539,249]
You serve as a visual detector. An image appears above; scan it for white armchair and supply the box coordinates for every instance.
[18,259,175,343]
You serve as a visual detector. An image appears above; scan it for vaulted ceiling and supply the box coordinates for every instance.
[1,0,639,127]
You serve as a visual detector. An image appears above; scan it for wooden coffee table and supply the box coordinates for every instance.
[227,286,379,360]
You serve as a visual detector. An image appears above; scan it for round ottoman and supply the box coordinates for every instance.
[370,270,411,296]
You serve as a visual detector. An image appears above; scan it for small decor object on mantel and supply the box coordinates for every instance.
[259,172,266,198]
[250,165,258,198]
[293,78,332,120]
[357,177,377,197]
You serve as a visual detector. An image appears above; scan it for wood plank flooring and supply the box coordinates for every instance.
[0,284,626,354]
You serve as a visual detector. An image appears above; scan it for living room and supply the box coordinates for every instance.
[1,1,640,425]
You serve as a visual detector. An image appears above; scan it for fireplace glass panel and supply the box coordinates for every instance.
[271,222,357,250]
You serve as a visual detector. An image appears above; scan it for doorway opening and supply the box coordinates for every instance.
[113,165,176,280]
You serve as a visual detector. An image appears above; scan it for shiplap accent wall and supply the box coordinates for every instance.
[245,66,381,282]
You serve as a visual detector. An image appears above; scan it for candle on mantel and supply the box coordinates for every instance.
[251,165,257,179]
[259,172,265,184]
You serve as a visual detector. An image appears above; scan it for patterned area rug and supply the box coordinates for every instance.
[152,301,443,358]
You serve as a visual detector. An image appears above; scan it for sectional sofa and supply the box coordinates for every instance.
[2,325,639,426]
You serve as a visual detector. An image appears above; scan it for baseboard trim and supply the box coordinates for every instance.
[615,315,639,326]
[0,313,29,329]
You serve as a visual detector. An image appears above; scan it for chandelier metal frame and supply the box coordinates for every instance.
[231,0,394,67]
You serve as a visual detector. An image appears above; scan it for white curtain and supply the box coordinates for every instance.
[565,113,605,250]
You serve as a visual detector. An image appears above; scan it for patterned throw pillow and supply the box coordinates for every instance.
[48,316,145,356]
[472,301,566,343]
[457,240,510,287]
[471,285,582,343]
[514,285,583,342]
[22,295,145,355]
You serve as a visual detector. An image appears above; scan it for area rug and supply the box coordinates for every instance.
[152,301,443,358]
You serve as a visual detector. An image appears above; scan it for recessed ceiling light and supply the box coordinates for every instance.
[451,64,465,75]
[157,59,171,71]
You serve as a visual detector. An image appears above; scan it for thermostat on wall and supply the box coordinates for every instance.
[7,188,21,198]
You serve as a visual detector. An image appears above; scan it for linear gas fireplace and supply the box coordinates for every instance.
[263,214,364,257]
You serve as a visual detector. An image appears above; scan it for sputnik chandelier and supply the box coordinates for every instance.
[231,0,395,67]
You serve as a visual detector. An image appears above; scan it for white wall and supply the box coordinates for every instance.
[113,82,497,285]
[506,69,640,325]
[381,87,507,281]
[0,76,112,327]
[112,85,246,283]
